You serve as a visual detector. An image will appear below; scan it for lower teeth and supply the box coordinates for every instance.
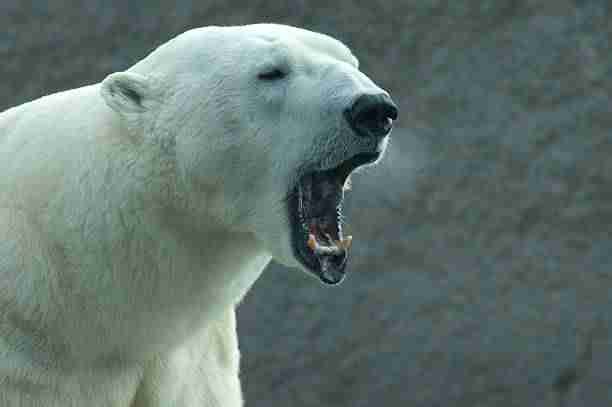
[307,233,353,255]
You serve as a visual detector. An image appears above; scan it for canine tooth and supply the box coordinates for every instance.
[338,235,353,250]
[307,234,318,251]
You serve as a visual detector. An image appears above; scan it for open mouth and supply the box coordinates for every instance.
[287,152,381,285]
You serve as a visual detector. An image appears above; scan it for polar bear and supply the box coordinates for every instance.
[0,24,397,406]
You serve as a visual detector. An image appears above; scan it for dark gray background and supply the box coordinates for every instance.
[1,1,610,406]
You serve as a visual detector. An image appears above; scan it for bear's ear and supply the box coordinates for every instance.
[101,72,160,115]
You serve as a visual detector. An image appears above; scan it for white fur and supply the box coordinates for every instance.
[0,24,388,406]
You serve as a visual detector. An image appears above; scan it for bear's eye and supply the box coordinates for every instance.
[258,68,287,81]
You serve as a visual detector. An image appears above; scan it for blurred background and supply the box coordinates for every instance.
[1,1,610,406]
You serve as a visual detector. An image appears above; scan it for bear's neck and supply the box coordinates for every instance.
[24,132,273,363]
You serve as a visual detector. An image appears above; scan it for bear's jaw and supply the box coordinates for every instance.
[288,152,381,285]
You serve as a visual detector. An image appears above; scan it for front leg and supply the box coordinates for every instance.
[131,308,243,407]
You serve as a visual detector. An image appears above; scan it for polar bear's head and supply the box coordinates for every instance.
[101,24,397,285]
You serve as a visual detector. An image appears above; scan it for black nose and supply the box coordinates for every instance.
[345,93,398,139]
